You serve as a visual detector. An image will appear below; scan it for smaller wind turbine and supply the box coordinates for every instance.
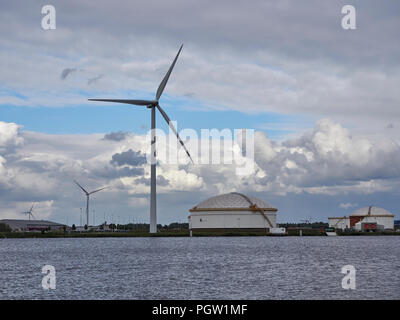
[74,180,108,227]
[301,216,312,225]
[22,203,35,221]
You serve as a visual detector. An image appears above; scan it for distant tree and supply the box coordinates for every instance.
[84,224,88,230]
[278,222,328,229]
[0,223,11,232]
[168,222,189,230]
[71,224,76,231]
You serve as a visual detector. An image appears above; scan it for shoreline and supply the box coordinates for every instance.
[1,230,399,239]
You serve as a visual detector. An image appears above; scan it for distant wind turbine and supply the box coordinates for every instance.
[74,180,108,227]
[88,44,193,233]
[22,203,35,221]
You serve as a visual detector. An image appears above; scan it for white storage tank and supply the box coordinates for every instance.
[329,206,395,231]
[188,192,277,231]
[349,206,394,230]
[328,217,350,230]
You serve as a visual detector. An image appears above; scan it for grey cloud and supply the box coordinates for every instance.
[103,131,128,141]
[87,74,104,85]
[60,68,77,80]
[5,0,398,68]
[135,177,149,185]
[111,149,147,166]
[157,175,169,186]
[96,166,144,179]
[136,175,169,186]
[1,1,400,125]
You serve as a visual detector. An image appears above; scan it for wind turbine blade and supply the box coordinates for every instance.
[89,186,109,195]
[156,105,194,163]
[30,203,34,213]
[156,44,183,101]
[74,180,89,195]
[88,99,155,106]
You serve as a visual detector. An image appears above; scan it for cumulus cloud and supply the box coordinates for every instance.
[0,121,23,148]
[251,118,400,195]
[111,149,147,166]
[1,117,400,222]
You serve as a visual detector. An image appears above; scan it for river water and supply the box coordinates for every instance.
[0,236,399,299]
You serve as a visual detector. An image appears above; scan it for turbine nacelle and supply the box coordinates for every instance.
[147,101,159,108]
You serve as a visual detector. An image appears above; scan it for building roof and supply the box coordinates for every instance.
[350,206,394,217]
[190,192,276,211]
[0,219,65,229]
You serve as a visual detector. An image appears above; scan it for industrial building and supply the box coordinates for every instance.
[0,219,66,232]
[328,206,395,231]
[188,192,277,231]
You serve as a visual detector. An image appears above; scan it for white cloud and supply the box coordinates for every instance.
[1,117,400,222]
[339,203,358,210]
[0,121,23,148]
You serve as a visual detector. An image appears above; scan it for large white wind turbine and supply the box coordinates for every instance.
[22,203,35,221]
[88,44,192,233]
[74,180,108,227]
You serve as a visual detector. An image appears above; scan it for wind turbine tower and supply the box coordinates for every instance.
[89,44,193,233]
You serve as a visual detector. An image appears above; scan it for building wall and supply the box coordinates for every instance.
[350,216,364,228]
[329,216,394,230]
[328,217,350,230]
[361,216,394,229]
[189,211,276,229]
[0,220,66,231]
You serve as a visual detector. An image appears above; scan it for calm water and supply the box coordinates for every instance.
[0,236,399,300]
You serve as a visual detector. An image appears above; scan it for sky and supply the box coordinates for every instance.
[1,0,400,225]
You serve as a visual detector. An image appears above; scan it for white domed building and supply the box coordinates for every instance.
[188,192,278,232]
[329,206,395,231]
